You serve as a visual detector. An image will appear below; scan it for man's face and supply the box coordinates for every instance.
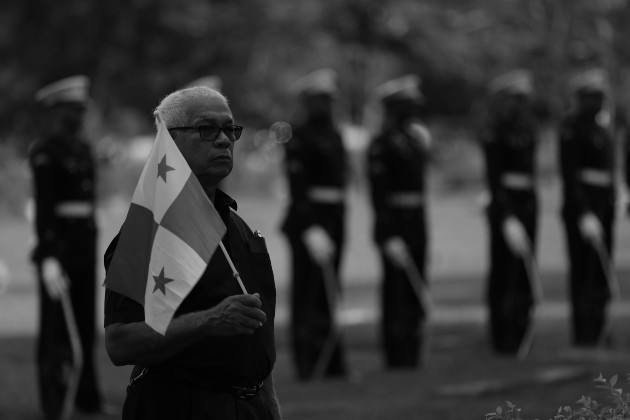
[304,94,333,120]
[576,90,605,116]
[51,102,86,136]
[171,96,235,185]
[495,92,530,121]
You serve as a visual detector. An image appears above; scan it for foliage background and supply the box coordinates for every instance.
[3,0,630,212]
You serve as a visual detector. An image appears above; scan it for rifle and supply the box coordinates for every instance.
[517,241,543,360]
[58,287,83,420]
[312,261,341,379]
[593,240,621,348]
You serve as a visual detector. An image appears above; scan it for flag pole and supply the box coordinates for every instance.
[219,242,248,294]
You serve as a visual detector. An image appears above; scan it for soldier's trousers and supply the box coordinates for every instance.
[36,226,101,419]
[562,208,614,346]
[287,235,347,381]
[486,193,537,354]
[379,239,427,369]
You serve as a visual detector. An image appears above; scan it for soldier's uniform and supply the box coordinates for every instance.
[29,76,103,417]
[280,69,349,380]
[558,69,616,346]
[367,75,430,368]
[480,70,539,354]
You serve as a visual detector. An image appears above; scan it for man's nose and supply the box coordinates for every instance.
[214,131,231,148]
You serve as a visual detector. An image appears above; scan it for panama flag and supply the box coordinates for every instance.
[104,119,226,334]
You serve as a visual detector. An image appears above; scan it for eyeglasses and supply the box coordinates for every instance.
[168,124,244,142]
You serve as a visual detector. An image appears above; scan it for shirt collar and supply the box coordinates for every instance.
[214,188,237,212]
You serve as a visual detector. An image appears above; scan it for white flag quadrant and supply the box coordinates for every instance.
[131,121,192,224]
[144,225,208,334]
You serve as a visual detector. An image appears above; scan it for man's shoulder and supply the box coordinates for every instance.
[103,232,121,271]
[228,209,254,241]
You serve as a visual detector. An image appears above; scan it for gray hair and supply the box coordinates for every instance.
[153,86,228,128]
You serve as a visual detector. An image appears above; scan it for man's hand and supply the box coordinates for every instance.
[579,212,603,245]
[41,257,68,300]
[207,293,267,335]
[302,225,335,264]
[502,216,529,256]
[383,236,410,268]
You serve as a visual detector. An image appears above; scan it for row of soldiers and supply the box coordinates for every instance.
[281,66,623,380]
[26,66,621,420]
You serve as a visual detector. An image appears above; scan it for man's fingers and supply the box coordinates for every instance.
[241,306,267,324]
[236,293,263,308]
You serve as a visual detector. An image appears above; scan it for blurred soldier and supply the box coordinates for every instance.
[480,70,539,355]
[558,68,616,347]
[280,68,349,380]
[367,75,431,368]
[29,76,108,418]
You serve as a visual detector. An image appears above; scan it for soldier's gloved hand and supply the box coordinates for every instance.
[502,216,529,256]
[579,212,603,245]
[383,236,410,268]
[41,257,68,300]
[302,225,335,265]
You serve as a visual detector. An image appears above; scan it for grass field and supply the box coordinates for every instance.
[1,183,629,420]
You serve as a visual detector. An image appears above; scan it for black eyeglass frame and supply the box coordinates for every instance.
[168,124,244,142]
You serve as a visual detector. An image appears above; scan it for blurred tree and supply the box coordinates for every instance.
[1,0,629,144]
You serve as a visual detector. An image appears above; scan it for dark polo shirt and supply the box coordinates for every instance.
[104,190,276,387]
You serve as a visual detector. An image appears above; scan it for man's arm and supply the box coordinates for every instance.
[105,294,266,366]
[260,373,282,420]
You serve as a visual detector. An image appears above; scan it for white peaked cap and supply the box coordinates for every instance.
[568,68,610,94]
[35,75,90,106]
[292,68,338,97]
[488,69,533,96]
[374,74,423,103]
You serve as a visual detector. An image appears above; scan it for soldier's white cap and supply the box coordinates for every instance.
[292,68,338,97]
[568,68,610,94]
[35,75,90,106]
[488,70,533,96]
[374,74,423,104]
[186,75,222,91]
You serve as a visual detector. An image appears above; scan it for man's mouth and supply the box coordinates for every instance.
[211,155,232,162]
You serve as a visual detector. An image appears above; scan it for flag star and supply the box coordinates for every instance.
[157,155,175,182]
[152,267,174,295]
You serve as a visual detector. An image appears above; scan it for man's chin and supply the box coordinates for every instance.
[196,169,232,185]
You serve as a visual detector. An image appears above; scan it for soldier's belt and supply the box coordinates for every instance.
[307,187,345,204]
[501,173,534,190]
[580,169,612,187]
[386,192,425,208]
[55,201,94,218]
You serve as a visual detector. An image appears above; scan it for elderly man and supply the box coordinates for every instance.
[103,86,282,420]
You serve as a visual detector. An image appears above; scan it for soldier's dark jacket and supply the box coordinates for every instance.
[480,118,537,220]
[28,135,96,262]
[559,113,615,216]
[280,121,347,235]
[367,123,430,244]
